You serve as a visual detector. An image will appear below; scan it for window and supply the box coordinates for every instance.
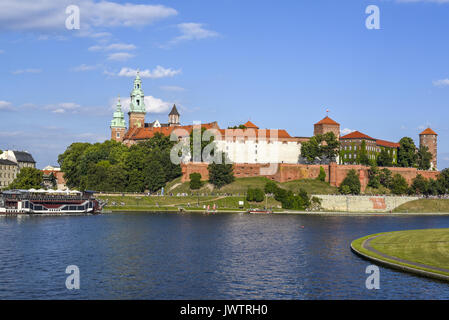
[137,99,140,106]
[117,132,120,138]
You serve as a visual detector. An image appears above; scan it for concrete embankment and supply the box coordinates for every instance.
[314,195,419,213]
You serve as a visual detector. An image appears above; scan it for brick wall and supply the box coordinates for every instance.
[181,162,440,191]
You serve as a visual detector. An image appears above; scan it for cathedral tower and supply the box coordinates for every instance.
[419,127,438,169]
[128,71,146,129]
[168,104,180,126]
[110,96,126,142]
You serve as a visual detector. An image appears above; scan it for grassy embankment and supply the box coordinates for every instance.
[393,199,449,213]
[351,229,449,279]
[99,177,338,212]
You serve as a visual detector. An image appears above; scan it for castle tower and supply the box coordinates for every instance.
[110,96,126,142]
[168,104,180,126]
[419,127,438,169]
[128,71,146,129]
[314,116,340,139]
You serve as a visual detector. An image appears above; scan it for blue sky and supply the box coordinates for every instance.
[1,0,449,169]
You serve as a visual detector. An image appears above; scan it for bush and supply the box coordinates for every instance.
[390,174,409,195]
[339,169,361,195]
[264,181,278,194]
[317,166,326,182]
[246,188,265,202]
[189,173,203,190]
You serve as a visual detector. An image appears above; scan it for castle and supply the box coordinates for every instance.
[110,73,438,170]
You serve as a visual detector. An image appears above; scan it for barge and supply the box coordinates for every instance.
[0,189,103,214]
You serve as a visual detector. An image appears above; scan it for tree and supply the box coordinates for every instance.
[368,165,381,189]
[246,188,264,202]
[208,154,235,188]
[379,168,393,189]
[300,136,321,162]
[437,168,449,194]
[8,167,43,190]
[321,132,340,160]
[410,174,429,195]
[264,181,278,194]
[300,132,339,163]
[390,174,408,195]
[416,145,432,170]
[317,166,326,182]
[144,160,166,193]
[189,127,216,162]
[377,149,393,167]
[339,169,361,194]
[189,173,203,190]
[398,137,417,168]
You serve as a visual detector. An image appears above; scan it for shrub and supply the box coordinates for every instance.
[390,174,409,195]
[246,188,265,202]
[189,173,203,190]
[317,166,326,182]
[264,181,278,194]
[339,169,361,195]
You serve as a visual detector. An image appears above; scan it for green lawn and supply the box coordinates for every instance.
[352,229,449,278]
[393,199,449,213]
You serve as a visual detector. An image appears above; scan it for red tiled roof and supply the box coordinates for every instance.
[314,116,339,126]
[218,128,293,139]
[420,127,437,135]
[123,122,219,140]
[340,131,375,140]
[243,121,259,129]
[376,139,400,148]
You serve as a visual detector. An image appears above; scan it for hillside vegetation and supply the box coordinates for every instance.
[393,199,449,213]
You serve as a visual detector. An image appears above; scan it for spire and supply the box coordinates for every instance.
[169,104,180,116]
[111,95,126,128]
[129,70,146,113]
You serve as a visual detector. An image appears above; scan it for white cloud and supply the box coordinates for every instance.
[0,0,177,32]
[88,43,136,51]
[341,128,355,135]
[107,52,135,61]
[164,23,219,47]
[118,96,172,114]
[71,64,99,72]
[11,68,42,75]
[44,102,81,114]
[433,79,449,87]
[117,66,181,79]
[0,100,14,111]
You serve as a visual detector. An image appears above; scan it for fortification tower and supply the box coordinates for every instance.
[419,127,438,169]
[128,71,146,129]
[314,116,340,139]
[110,96,126,142]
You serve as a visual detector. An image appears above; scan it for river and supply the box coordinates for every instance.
[0,212,447,299]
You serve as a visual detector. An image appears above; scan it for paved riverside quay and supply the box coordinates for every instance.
[351,229,449,282]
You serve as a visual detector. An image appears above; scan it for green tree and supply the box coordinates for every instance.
[358,140,370,166]
[264,181,278,194]
[8,167,43,190]
[377,149,393,167]
[368,165,381,189]
[144,160,166,193]
[390,174,409,195]
[397,137,417,168]
[379,168,393,189]
[300,136,321,162]
[321,132,340,160]
[189,173,203,190]
[339,169,361,195]
[208,154,235,188]
[317,166,326,182]
[246,188,264,202]
[189,127,216,162]
[410,174,429,195]
[416,145,432,170]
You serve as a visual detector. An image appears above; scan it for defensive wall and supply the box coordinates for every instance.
[181,162,440,192]
[314,195,419,212]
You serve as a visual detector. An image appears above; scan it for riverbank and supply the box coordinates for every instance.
[351,229,449,282]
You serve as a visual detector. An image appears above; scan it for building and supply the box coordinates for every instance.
[0,159,19,190]
[339,131,399,165]
[419,128,438,170]
[0,150,36,169]
[42,166,67,190]
[314,116,340,139]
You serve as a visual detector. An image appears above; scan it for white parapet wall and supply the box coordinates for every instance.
[314,195,419,213]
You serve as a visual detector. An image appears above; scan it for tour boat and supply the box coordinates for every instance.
[0,189,103,214]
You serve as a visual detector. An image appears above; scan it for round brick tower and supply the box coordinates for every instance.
[419,127,438,170]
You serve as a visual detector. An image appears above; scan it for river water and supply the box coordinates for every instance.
[0,212,448,299]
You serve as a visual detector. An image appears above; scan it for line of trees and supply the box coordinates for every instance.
[58,133,181,193]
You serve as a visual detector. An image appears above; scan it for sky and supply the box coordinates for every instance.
[1,0,449,169]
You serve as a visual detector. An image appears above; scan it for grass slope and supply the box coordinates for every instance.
[393,199,449,213]
[352,229,449,278]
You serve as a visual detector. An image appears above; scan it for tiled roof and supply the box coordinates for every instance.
[340,131,375,140]
[420,127,437,135]
[243,121,259,129]
[218,128,293,139]
[376,139,400,148]
[123,122,219,140]
[314,116,339,126]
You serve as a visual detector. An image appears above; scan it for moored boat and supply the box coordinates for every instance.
[0,189,103,214]
[246,208,273,214]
